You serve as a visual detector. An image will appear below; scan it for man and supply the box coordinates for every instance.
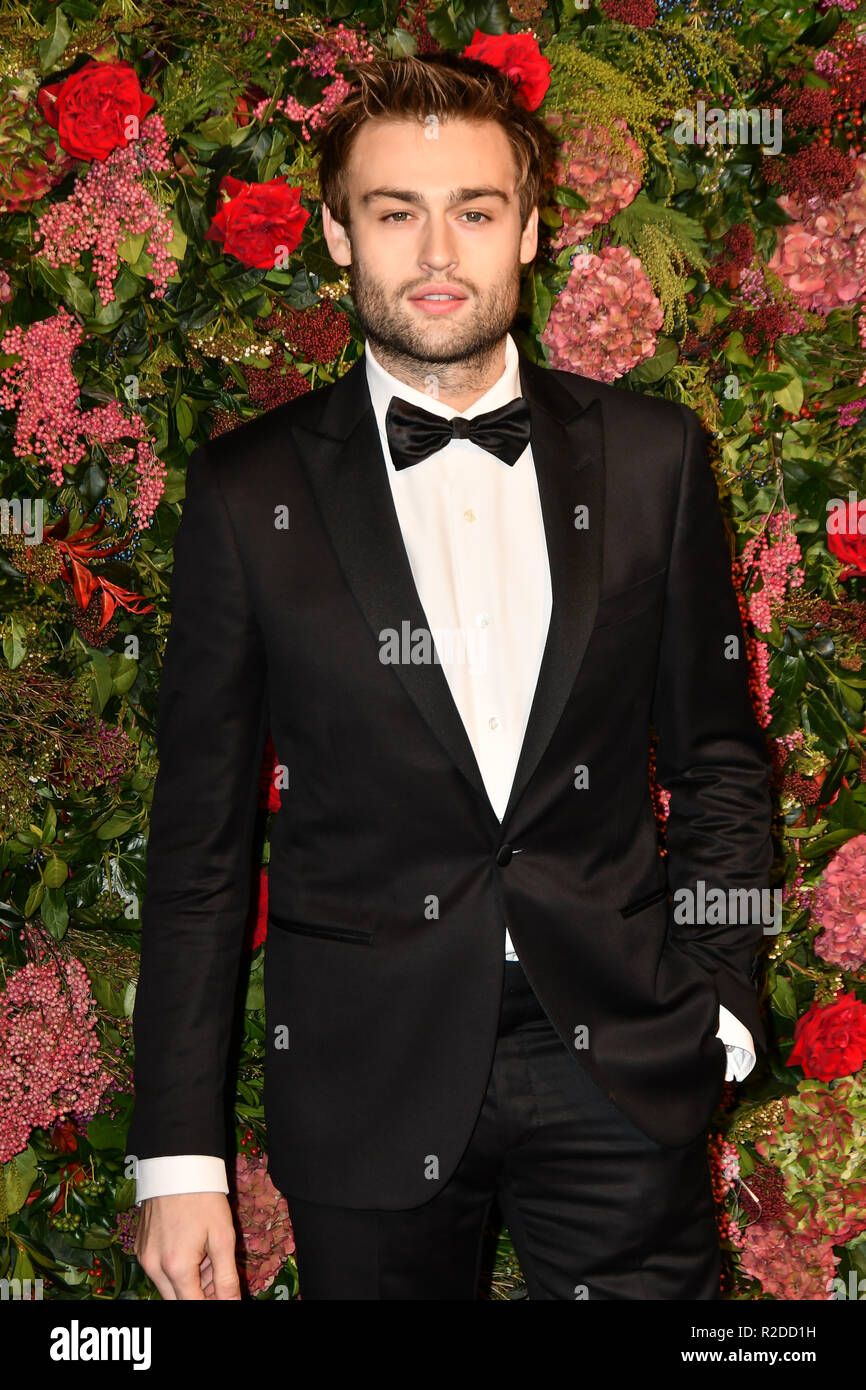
[129,51,774,1301]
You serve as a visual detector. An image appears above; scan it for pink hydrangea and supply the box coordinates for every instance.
[541,245,663,382]
[546,114,643,249]
[737,1220,839,1299]
[230,1153,296,1296]
[812,833,866,971]
[767,150,866,313]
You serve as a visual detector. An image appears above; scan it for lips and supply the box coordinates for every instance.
[410,286,468,301]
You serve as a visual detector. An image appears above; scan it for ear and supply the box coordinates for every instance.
[322,203,352,266]
[519,205,539,266]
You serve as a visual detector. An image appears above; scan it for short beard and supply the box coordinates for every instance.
[346,251,522,391]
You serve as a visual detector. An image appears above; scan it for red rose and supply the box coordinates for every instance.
[37,59,155,162]
[204,174,310,270]
[826,517,866,580]
[461,30,552,111]
[787,992,866,1080]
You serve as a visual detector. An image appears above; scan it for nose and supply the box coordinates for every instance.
[418,213,458,275]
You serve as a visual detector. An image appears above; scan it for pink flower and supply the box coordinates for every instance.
[35,114,176,305]
[545,114,643,247]
[767,150,866,313]
[0,956,112,1163]
[737,1220,839,1299]
[541,245,663,382]
[0,307,149,489]
[739,509,805,633]
[229,1153,295,1296]
[812,833,866,971]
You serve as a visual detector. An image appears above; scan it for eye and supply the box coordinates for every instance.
[382,211,411,222]
[461,211,490,223]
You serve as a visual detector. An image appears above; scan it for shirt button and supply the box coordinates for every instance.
[464,508,477,523]
[496,844,513,867]
[476,613,490,628]
[489,716,500,731]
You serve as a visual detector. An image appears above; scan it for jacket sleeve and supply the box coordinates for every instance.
[125,442,269,1167]
[650,403,774,1052]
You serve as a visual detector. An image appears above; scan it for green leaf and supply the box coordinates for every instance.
[35,259,94,317]
[608,193,707,269]
[724,343,754,368]
[770,973,798,1020]
[24,881,45,916]
[773,377,804,414]
[753,197,792,227]
[628,336,679,384]
[90,648,113,714]
[41,884,69,939]
[114,1177,137,1211]
[2,615,27,670]
[799,6,842,46]
[553,185,590,211]
[750,371,793,391]
[117,233,148,266]
[86,1113,126,1151]
[175,398,194,440]
[37,6,72,72]
[96,812,136,840]
[88,970,127,1018]
[386,26,418,56]
[0,1147,38,1215]
[43,856,68,889]
[301,235,341,282]
[81,1226,115,1250]
[425,0,460,46]
[111,657,139,697]
[452,0,512,44]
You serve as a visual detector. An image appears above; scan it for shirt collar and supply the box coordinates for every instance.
[364,331,522,435]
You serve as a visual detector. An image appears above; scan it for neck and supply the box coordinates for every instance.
[368,337,509,412]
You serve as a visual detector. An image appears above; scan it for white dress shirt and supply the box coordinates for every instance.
[133,332,755,1203]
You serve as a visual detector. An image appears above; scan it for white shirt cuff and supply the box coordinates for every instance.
[716,1003,756,1082]
[134,1155,229,1203]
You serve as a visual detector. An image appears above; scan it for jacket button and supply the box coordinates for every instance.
[496,844,513,867]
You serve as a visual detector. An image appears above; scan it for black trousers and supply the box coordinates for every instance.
[282,958,721,1300]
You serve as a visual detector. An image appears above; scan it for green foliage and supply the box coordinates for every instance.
[0,0,864,1305]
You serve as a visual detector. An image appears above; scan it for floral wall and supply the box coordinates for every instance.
[1,0,866,1301]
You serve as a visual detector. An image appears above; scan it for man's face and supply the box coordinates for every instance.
[322,116,538,367]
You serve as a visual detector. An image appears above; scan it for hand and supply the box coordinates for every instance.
[134,1192,241,1300]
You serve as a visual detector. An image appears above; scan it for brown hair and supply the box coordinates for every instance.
[312,51,558,236]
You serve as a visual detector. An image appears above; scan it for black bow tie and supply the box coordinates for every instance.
[385,395,531,471]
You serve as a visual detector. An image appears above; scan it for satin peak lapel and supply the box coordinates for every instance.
[287,350,605,834]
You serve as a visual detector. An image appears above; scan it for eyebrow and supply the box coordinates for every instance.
[360,186,511,208]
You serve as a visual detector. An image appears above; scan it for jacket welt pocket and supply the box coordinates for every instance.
[619,885,669,919]
[593,568,667,631]
[267,914,373,945]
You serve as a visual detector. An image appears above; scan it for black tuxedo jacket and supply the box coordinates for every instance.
[126,346,774,1209]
